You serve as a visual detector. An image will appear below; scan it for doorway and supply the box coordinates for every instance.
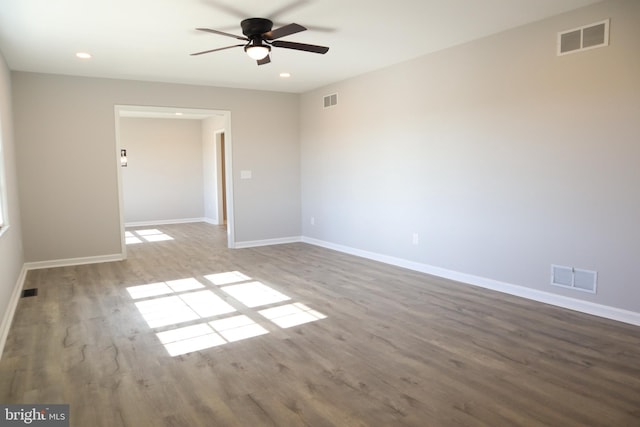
[114,105,235,257]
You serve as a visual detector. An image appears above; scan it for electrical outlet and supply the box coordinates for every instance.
[310,217,315,226]
[412,233,419,245]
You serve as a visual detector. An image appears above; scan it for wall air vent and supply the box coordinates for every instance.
[551,265,597,293]
[323,93,338,109]
[558,19,609,56]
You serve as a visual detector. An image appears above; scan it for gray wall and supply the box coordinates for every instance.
[300,0,640,312]
[0,52,24,336]
[12,73,301,262]
[120,117,205,224]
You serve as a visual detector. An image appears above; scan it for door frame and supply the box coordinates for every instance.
[114,105,236,257]
[215,130,227,225]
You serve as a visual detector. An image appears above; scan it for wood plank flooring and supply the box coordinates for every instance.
[1,222,639,426]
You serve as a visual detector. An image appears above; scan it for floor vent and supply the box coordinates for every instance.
[323,93,338,108]
[558,19,609,56]
[551,265,597,293]
[22,288,38,298]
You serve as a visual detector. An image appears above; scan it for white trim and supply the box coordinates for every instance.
[302,237,640,327]
[214,129,226,227]
[113,106,127,262]
[125,217,207,228]
[202,217,219,225]
[24,254,124,270]
[0,265,27,359]
[234,236,302,249]
[222,115,235,249]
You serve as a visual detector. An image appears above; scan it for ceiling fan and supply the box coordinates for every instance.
[191,18,329,65]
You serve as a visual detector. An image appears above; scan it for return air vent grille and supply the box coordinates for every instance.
[558,19,609,56]
[22,288,38,298]
[551,265,597,293]
[323,93,338,109]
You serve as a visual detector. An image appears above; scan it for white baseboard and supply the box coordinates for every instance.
[302,237,640,327]
[234,236,302,249]
[24,253,125,270]
[0,265,27,360]
[202,217,221,226]
[125,217,206,228]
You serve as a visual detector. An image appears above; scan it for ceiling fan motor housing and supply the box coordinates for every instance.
[241,18,273,38]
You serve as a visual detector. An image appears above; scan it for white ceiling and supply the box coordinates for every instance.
[0,0,604,93]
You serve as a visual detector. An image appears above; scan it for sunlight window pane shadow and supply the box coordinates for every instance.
[166,278,205,292]
[135,296,200,328]
[127,282,173,299]
[144,234,173,242]
[129,274,322,357]
[157,324,227,357]
[126,236,143,245]
[209,315,269,342]
[135,229,162,236]
[204,271,252,286]
[220,282,290,308]
[179,290,236,318]
[126,229,174,243]
[259,303,327,328]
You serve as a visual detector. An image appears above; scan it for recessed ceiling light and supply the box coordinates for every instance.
[76,52,92,59]
[175,112,183,116]
[279,72,291,78]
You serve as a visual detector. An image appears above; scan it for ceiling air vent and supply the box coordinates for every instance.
[558,19,609,56]
[323,93,338,109]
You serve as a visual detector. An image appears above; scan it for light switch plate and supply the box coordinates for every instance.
[240,170,252,179]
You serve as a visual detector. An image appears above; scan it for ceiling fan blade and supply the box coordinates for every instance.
[190,44,244,56]
[257,55,271,66]
[272,40,329,54]
[266,0,311,21]
[196,28,248,41]
[201,0,248,19]
[265,23,306,40]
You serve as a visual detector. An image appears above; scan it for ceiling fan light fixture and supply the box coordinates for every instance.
[192,19,328,66]
[244,44,271,60]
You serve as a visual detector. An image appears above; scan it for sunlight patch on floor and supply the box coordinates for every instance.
[135,296,201,328]
[127,278,204,300]
[125,229,173,244]
[204,271,251,286]
[127,282,174,299]
[156,324,227,357]
[165,278,205,292]
[134,290,236,328]
[179,290,236,318]
[125,231,143,245]
[259,303,328,328]
[128,272,327,357]
[220,282,291,308]
[209,315,269,342]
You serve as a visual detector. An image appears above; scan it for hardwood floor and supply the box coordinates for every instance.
[1,222,639,426]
